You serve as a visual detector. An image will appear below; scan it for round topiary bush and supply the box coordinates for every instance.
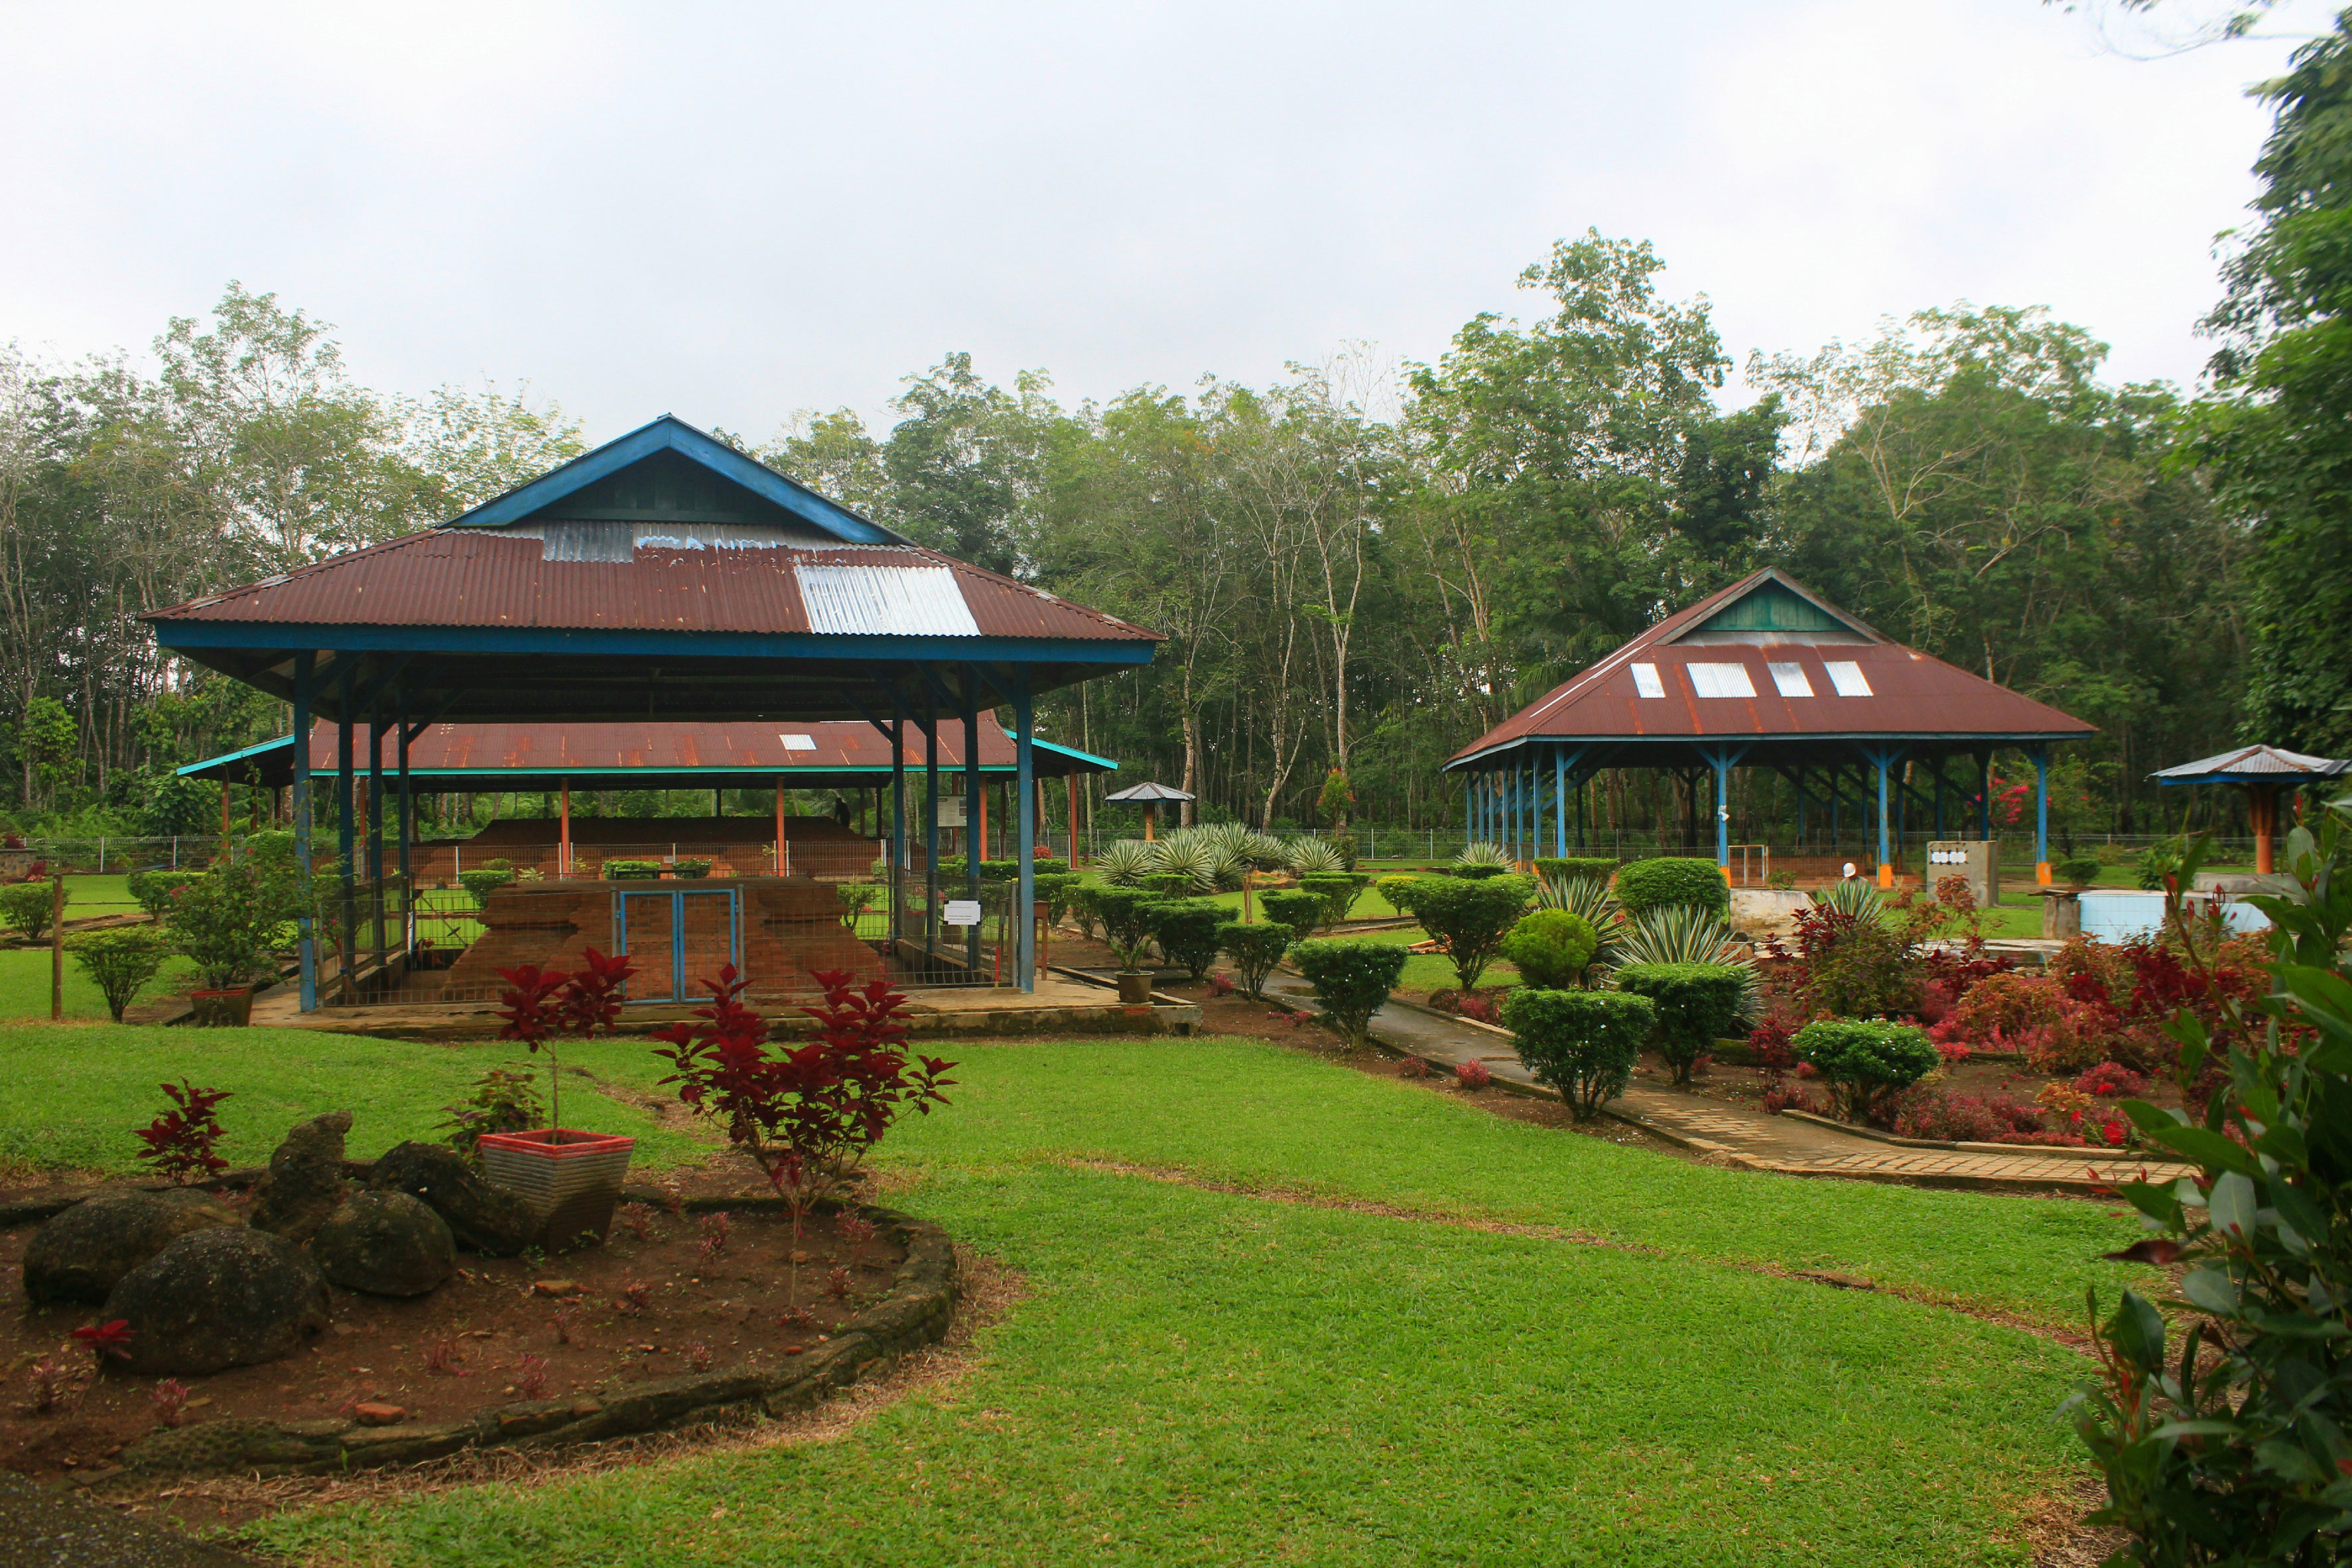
[1504,988,1655,1120]
[1145,899,1224,980]
[1297,873,1368,932]
[1534,857,1618,886]
[1260,889,1327,935]
[1401,874,1532,992]
[1611,961,1746,1085]
[1613,857,1730,918]
[1498,909,1598,989]
[1216,921,1292,998]
[1289,939,1408,1049]
[1793,1019,1941,1127]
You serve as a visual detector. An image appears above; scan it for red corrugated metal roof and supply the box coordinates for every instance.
[145,529,1159,644]
[1447,568,2093,765]
[359,720,1082,773]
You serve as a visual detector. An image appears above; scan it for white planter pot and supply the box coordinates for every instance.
[478,1128,637,1251]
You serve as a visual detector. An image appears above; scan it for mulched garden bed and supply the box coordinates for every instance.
[0,1191,907,1486]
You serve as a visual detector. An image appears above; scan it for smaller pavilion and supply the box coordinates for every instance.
[2150,745,2349,874]
[1444,569,2096,886]
[1102,781,1192,841]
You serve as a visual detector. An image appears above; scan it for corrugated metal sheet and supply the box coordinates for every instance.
[1447,568,2094,765]
[794,564,981,637]
[144,527,1157,644]
[2151,745,2350,781]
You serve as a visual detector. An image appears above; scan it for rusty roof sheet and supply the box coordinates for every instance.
[1447,568,2093,767]
[2151,745,2350,782]
[144,527,1158,644]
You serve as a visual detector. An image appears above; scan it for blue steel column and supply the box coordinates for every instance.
[367,716,385,966]
[293,655,316,1012]
[1463,770,1473,848]
[923,683,941,957]
[2032,744,2051,885]
[1715,754,1732,872]
[962,675,982,973]
[1553,748,1566,858]
[889,692,907,948]
[336,669,356,995]
[1978,751,1993,840]
[1015,669,1036,993]
[1875,751,1893,887]
[396,700,413,956]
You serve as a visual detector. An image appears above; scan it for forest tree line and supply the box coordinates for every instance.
[14,0,2352,854]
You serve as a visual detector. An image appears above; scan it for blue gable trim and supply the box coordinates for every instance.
[176,733,296,778]
[448,415,899,545]
[153,620,1155,667]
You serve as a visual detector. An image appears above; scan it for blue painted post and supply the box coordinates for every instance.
[397,702,413,956]
[890,693,907,947]
[1015,669,1036,992]
[1979,752,1993,841]
[962,677,982,973]
[336,673,356,998]
[367,717,385,969]
[1875,751,1893,887]
[1554,748,1567,858]
[2033,744,2051,886]
[923,685,941,957]
[293,653,315,1013]
[1715,753,1731,873]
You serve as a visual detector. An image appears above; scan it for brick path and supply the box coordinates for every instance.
[1264,976,2189,1197]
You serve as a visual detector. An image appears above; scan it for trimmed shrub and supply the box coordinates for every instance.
[70,928,169,1021]
[1534,857,1617,885]
[126,869,199,917]
[0,880,60,941]
[1297,873,1368,932]
[2053,854,2103,889]
[1505,987,1654,1121]
[460,868,519,905]
[1145,898,1224,980]
[1260,889,1327,935]
[1216,921,1292,999]
[1449,863,1512,881]
[1140,872,1195,898]
[1031,872,1080,925]
[1498,909,1598,989]
[1612,962,1746,1086]
[1089,887,1162,970]
[1289,939,1407,1049]
[1613,857,1730,917]
[1793,1018,1941,1126]
[1405,874,1532,992]
[1374,874,1426,915]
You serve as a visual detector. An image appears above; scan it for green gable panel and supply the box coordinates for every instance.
[528,447,800,527]
[1693,580,1852,637]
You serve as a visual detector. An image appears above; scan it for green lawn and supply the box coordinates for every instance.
[245,1031,2142,1566]
[0,1023,709,1175]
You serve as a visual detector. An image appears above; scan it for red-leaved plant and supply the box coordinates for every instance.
[654,968,953,1289]
[1455,1057,1492,1090]
[134,1081,233,1184]
[496,947,635,1136]
[73,1320,134,1362]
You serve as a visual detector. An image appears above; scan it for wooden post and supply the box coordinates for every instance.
[2251,783,2278,876]
[49,874,64,1020]
[978,784,990,864]
[775,779,786,875]
[1144,802,1157,842]
[1067,773,1080,865]
[560,778,572,877]
[220,781,232,859]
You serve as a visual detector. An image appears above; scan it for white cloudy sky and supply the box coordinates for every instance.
[0,1,2336,440]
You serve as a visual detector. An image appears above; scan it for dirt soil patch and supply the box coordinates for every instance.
[0,1195,905,1488]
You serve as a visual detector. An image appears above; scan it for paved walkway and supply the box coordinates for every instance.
[1263,976,2189,1197]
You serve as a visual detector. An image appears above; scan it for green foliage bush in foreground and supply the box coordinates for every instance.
[125,868,198,917]
[1792,1019,1940,1126]
[1534,856,1618,885]
[1386,874,1531,992]
[70,929,170,1022]
[1505,987,1654,1120]
[0,880,59,941]
[1498,909,1598,989]
[162,853,304,993]
[1613,856,1730,917]
[1146,899,1224,980]
[1612,961,1746,1085]
[1090,887,1162,971]
[1216,921,1291,999]
[2074,805,2352,1566]
[1290,939,1407,1049]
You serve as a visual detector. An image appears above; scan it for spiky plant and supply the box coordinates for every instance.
[1536,874,1625,970]
[1242,832,1291,872]
[1208,846,1249,891]
[1810,879,1885,921]
[1149,836,1220,893]
[1287,838,1345,876]
[1096,839,1155,887]
[1455,841,1513,870]
[1612,905,1760,1022]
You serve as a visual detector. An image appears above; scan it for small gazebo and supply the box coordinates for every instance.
[2150,746,2349,874]
[1102,781,1192,841]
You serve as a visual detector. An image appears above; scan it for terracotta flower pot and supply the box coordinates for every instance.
[1116,971,1155,1005]
[477,1129,637,1250]
[188,986,255,1027]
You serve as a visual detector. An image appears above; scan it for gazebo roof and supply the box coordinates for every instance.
[178,720,1118,793]
[2150,745,2351,785]
[1445,568,2094,771]
[142,415,1160,724]
[1103,781,1193,803]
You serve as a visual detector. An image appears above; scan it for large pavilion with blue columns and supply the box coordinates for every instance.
[1443,570,2095,887]
[142,415,1160,1008]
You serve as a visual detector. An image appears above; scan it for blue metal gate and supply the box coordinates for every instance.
[613,887,741,1004]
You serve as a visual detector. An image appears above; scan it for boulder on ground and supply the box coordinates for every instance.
[311,1190,455,1297]
[22,1189,239,1305]
[367,1141,540,1256]
[247,1110,353,1242]
[103,1228,330,1376]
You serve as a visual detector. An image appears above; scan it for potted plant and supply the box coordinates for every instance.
[1091,887,1159,1004]
[161,853,302,1025]
[482,949,639,1248]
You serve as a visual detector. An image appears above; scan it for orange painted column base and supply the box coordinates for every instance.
[2036,862,2053,887]
[1877,862,1894,888]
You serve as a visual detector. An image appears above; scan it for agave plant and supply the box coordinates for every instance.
[1810,879,1885,922]
[1536,874,1625,969]
[1612,905,1760,1022]
[1207,846,1249,891]
[1149,835,1220,893]
[1287,838,1344,876]
[1096,838,1155,887]
[1455,841,1513,869]
[1241,831,1291,872]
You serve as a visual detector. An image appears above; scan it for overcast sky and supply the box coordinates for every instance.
[1,1,2335,442]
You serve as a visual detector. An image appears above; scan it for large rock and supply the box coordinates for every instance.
[22,1189,239,1305]
[103,1228,330,1376]
[311,1190,455,1297]
[367,1141,539,1256]
[248,1110,353,1242]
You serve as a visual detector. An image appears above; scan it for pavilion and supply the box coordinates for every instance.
[143,414,1161,1008]
[2150,745,2349,875]
[1443,569,2095,887]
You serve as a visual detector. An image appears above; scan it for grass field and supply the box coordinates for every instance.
[231,1030,2146,1566]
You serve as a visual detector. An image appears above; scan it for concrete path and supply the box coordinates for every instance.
[1264,976,2189,1197]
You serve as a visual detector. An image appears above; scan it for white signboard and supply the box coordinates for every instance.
[937,797,968,827]
[943,899,982,927]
